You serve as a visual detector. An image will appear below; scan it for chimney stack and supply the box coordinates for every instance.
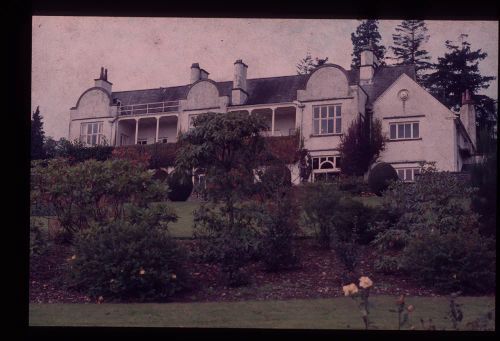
[459,89,477,148]
[359,42,379,85]
[231,59,248,105]
[190,63,210,83]
[94,66,112,93]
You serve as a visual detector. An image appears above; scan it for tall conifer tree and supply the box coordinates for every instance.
[31,106,45,160]
[351,20,386,68]
[390,20,432,83]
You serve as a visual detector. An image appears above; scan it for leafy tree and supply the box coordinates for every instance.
[389,20,432,83]
[338,115,386,176]
[424,34,496,112]
[31,106,45,160]
[175,112,268,285]
[296,52,329,75]
[351,20,386,68]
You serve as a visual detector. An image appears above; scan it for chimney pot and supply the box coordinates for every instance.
[104,69,108,81]
[190,63,201,83]
[100,67,104,79]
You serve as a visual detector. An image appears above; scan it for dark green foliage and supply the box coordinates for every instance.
[351,19,386,68]
[336,176,370,195]
[338,116,385,177]
[31,106,46,160]
[167,171,193,202]
[399,231,496,294]
[176,112,268,285]
[424,34,496,112]
[30,219,48,257]
[69,208,187,301]
[336,241,357,272]
[31,159,168,241]
[193,203,261,287]
[389,20,432,84]
[470,133,497,237]
[257,163,292,200]
[258,167,300,272]
[56,138,114,163]
[296,52,329,75]
[368,162,398,196]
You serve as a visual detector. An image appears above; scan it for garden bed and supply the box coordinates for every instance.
[30,238,488,305]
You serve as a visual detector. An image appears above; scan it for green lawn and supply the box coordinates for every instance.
[29,296,495,329]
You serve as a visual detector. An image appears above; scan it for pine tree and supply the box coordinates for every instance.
[296,52,329,75]
[390,20,432,84]
[31,106,45,160]
[351,20,386,68]
[424,34,496,112]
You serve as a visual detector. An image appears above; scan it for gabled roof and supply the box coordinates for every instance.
[111,65,414,107]
[360,65,417,103]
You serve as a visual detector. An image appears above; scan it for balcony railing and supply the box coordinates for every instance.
[119,100,180,116]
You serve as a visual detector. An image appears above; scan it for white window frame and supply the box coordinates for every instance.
[396,167,421,182]
[80,121,104,146]
[159,137,168,144]
[137,138,148,145]
[312,104,342,135]
[389,121,420,140]
[311,155,341,182]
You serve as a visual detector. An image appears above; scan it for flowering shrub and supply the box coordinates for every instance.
[68,205,187,301]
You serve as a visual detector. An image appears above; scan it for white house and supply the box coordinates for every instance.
[68,45,478,183]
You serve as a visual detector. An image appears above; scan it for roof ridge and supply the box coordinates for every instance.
[112,84,189,94]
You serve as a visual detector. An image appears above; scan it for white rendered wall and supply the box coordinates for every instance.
[373,74,459,172]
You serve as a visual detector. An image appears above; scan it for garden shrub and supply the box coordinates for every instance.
[258,185,300,272]
[68,205,187,301]
[337,176,370,195]
[193,203,262,286]
[368,162,398,196]
[30,219,47,258]
[55,138,114,163]
[31,158,168,242]
[399,231,496,294]
[167,171,193,201]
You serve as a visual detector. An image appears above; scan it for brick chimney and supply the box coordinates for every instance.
[231,59,248,105]
[94,66,112,93]
[459,89,477,148]
[359,42,379,85]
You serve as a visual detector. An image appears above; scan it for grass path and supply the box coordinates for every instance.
[29,296,495,329]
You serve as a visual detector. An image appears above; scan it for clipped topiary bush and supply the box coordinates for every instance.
[368,162,398,196]
[167,171,193,201]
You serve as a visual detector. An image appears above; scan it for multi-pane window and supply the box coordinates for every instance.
[389,122,420,140]
[80,122,104,146]
[313,105,341,135]
[312,155,341,182]
[137,139,147,145]
[396,168,420,182]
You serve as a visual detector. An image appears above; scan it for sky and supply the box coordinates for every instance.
[32,17,498,139]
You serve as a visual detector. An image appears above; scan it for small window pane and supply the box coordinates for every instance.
[390,124,396,139]
[336,157,341,169]
[413,123,419,138]
[398,124,405,138]
[320,157,326,163]
[397,169,404,180]
[328,106,335,117]
[405,169,413,181]
[405,124,411,138]
[321,106,327,118]
[321,119,327,134]
[87,124,92,134]
[312,158,319,170]
[314,107,320,118]
[87,136,91,145]
[327,157,334,162]
[327,119,334,133]
[335,118,342,133]
[313,120,319,134]
[336,106,341,117]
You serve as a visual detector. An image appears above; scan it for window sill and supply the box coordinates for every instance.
[388,138,422,142]
[310,133,343,138]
